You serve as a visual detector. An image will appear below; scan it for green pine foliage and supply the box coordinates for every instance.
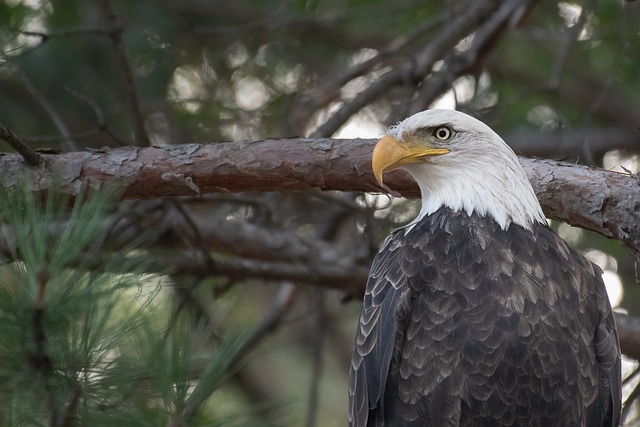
[0,186,276,427]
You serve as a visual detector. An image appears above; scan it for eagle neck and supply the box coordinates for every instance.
[403,158,546,232]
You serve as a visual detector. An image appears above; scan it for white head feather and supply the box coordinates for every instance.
[386,109,546,231]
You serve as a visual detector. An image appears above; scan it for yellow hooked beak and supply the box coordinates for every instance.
[371,135,449,186]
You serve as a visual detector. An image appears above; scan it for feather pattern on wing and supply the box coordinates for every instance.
[348,208,621,427]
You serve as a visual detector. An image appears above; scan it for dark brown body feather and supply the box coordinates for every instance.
[349,208,621,427]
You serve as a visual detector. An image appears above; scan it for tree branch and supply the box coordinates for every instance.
[135,248,640,364]
[300,13,447,116]
[0,138,637,252]
[97,0,150,146]
[0,125,42,166]
[408,0,537,115]
[309,0,505,137]
[1,170,638,360]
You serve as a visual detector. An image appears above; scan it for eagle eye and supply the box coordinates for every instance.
[433,126,453,141]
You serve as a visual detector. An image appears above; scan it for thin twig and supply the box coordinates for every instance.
[309,0,504,137]
[57,382,83,427]
[29,269,60,427]
[65,87,106,127]
[301,13,447,115]
[20,27,116,40]
[96,0,150,146]
[623,365,640,386]
[182,281,297,422]
[20,74,78,152]
[234,282,298,360]
[409,0,536,115]
[17,84,122,145]
[0,125,42,166]
[165,199,216,275]
[548,0,594,90]
[4,27,115,59]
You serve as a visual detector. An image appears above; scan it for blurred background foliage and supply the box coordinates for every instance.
[1,0,640,425]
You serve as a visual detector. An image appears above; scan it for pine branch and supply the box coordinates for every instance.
[300,13,447,116]
[309,0,505,137]
[408,0,536,115]
[2,182,640,365]
[0,125,42,166]
[0,138,638,253]
[96,0,150,146]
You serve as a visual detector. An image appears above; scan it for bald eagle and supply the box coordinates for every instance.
[349,110,621,426]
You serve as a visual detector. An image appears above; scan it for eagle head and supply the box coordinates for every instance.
[372,109,546,230]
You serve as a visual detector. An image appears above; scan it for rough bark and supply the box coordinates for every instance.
[1,138,638,252]
[1,176,639,360]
